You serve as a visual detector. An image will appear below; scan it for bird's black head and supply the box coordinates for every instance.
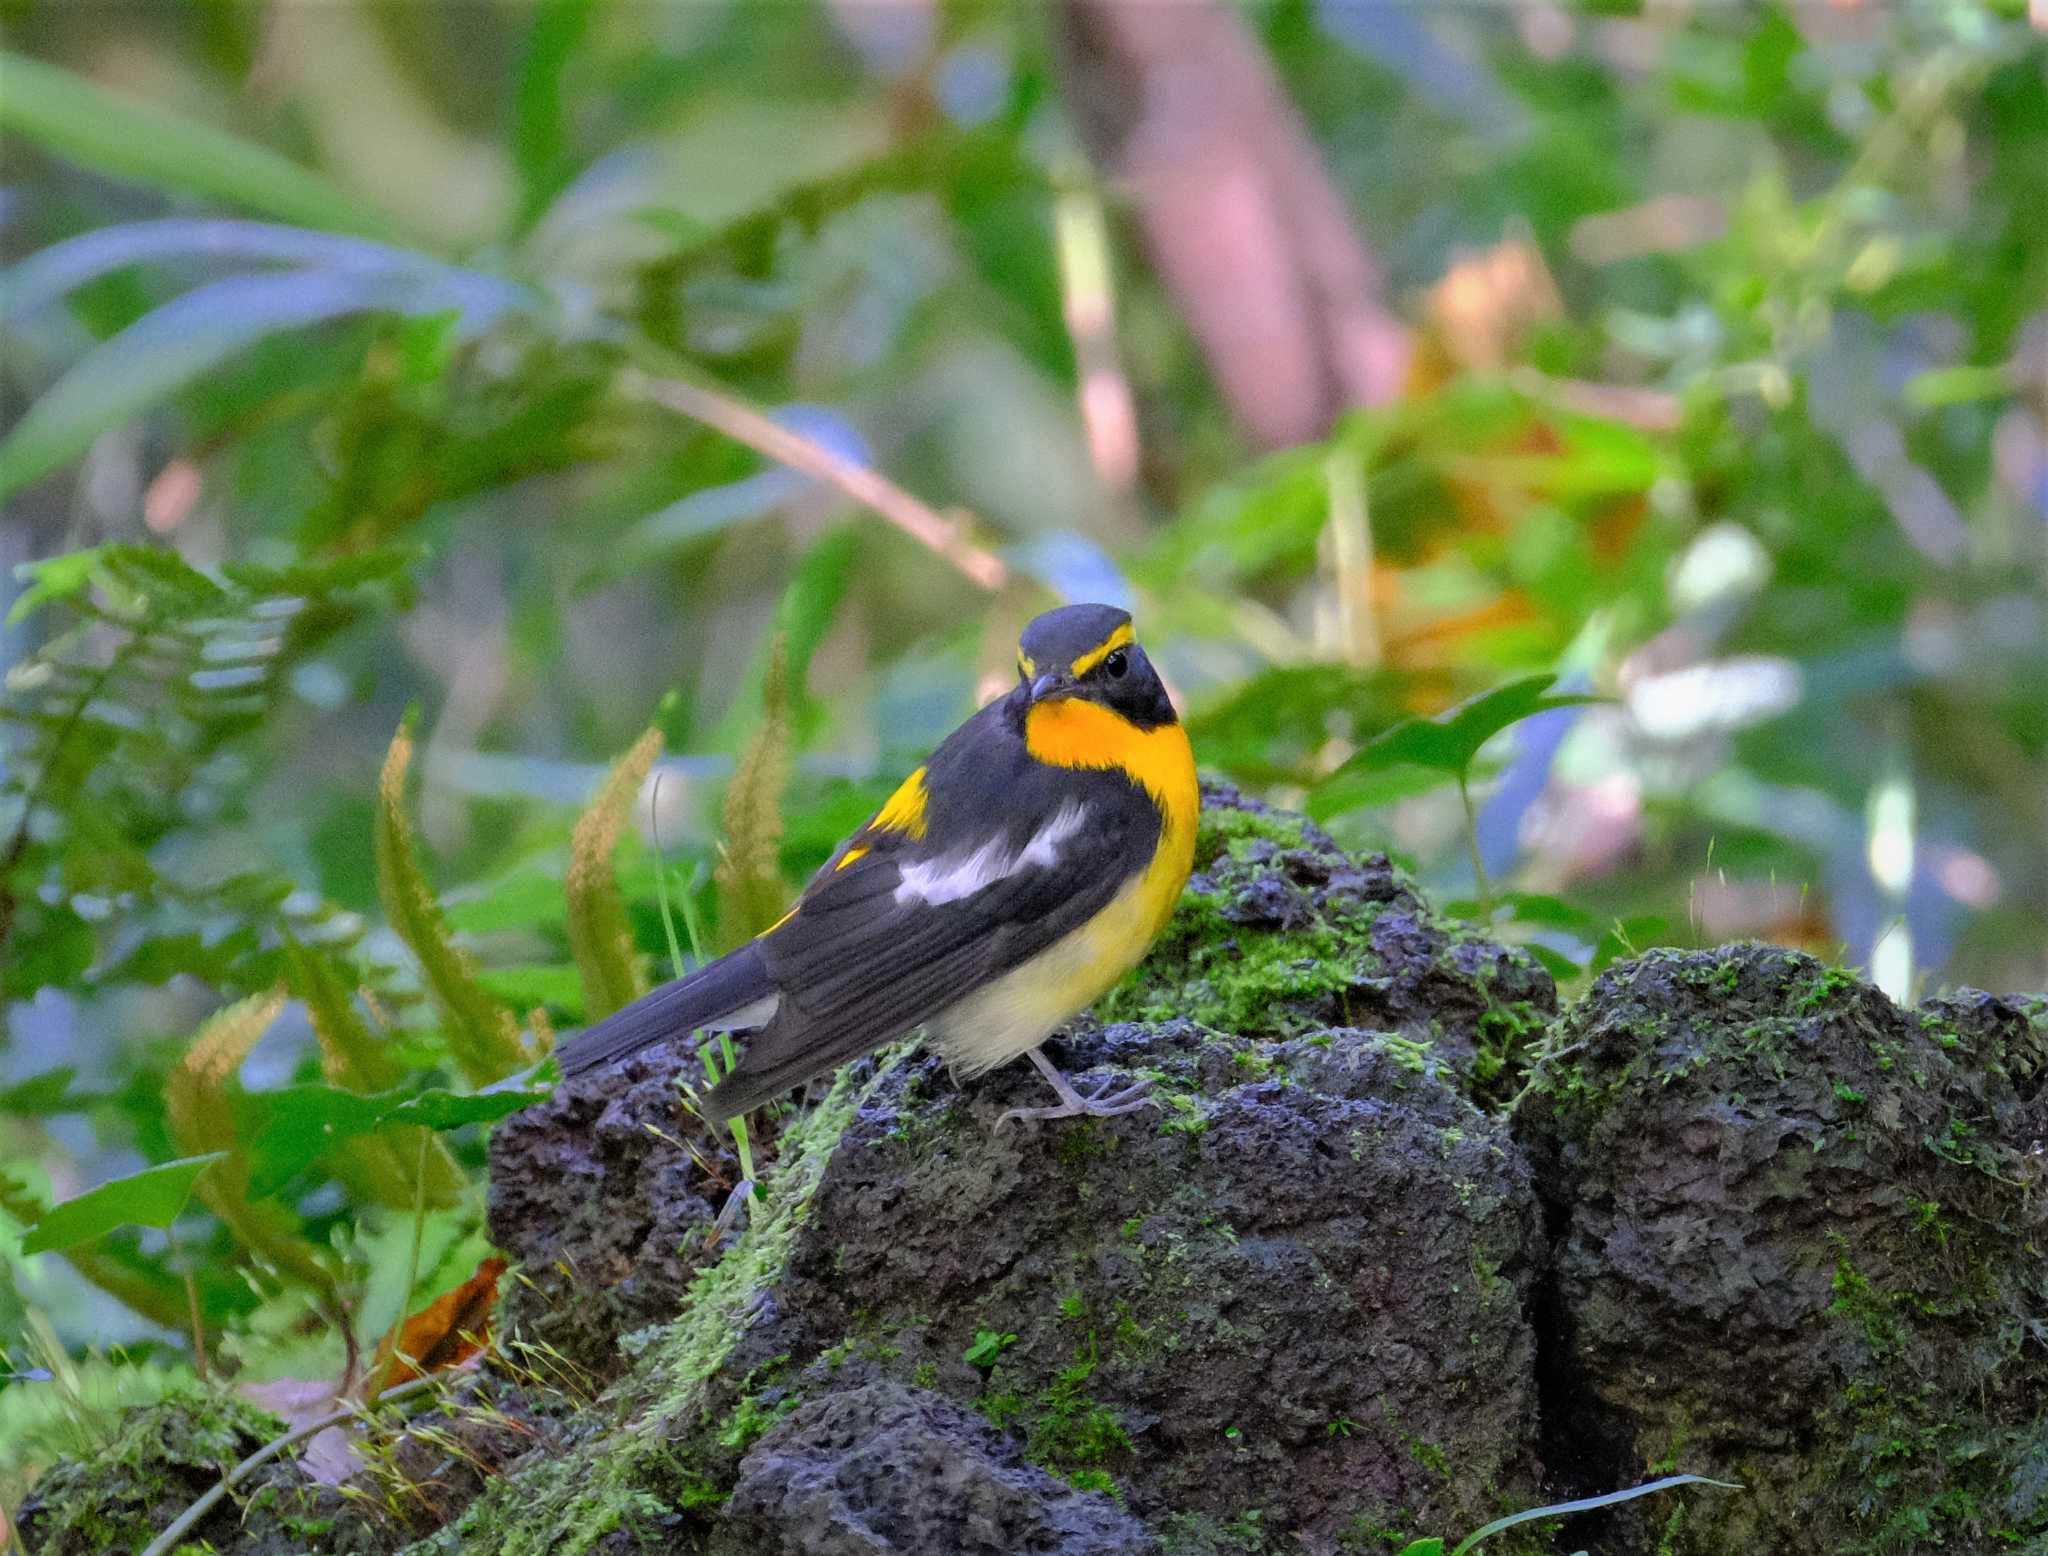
[1015,603,1176,729]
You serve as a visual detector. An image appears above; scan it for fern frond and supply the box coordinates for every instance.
[567,726,662,1019]
[282,938,462,1210]
[715,635,793,951]
[164,989,337,1292]
[374,717,529,1086]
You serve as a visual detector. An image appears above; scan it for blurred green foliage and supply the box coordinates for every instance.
[1,0,2045,1521]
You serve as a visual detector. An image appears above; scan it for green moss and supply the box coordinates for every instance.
[426,1067,869,1556]
[18,1391,282,1556]
[1025,1335,1132,1469]
[1099,804,1389,1036]
[1195,803,1309,865]
[1797,966,1859,1013]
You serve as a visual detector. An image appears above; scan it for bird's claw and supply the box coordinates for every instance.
[996,1074,1160,1129]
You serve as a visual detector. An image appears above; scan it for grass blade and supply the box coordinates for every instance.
[0,51,402,239]
[1448,1473,1743,1556]
[0,269,494,502]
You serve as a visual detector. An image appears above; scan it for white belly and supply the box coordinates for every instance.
[924,874,1159,1078]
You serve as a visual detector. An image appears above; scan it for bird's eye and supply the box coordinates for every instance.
[1103,648,1129,679]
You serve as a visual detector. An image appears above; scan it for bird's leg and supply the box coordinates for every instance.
[996,1046,1160,1128]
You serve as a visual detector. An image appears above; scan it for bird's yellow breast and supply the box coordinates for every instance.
[928,700,1197,1077]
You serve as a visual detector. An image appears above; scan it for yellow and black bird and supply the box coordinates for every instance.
[557,603,1198,1125]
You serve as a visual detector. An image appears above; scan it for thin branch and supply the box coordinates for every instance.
[139,1373,447,1556]
[622,369,1008,592]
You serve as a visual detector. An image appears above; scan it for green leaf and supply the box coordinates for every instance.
[1448,1473,1741,1556]
[18,1153,229,1255]
[512,0,599,230]
[1327,674,1607,784]
[0,51,400,238]
[1305,761,1460,820]
[0,1255,28,1380]
[0,1068,91,1115]
[0,270,486,502]
[1397,1542,1445,1556]
[1520,942,1586,982]
[963,1329,1018,1368]
[244,1079,554,1197]
[0,900,95,997]
[7,545,106,626]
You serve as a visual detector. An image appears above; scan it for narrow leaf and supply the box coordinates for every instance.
[0,51,401,237]
[375,719,531,1086]
[0,218,530,320]
[1448,1473,1742,1556]
[18,1153,229,1255]
[715,635,794,950]
[567,726,662,1019]
[0,268,515,502]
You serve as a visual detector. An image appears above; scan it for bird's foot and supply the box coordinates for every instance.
[996,1047,1161,1128]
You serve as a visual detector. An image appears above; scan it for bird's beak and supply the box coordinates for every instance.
[1030,670,1072,703]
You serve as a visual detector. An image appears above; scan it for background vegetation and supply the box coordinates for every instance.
[2,0,2045,1536]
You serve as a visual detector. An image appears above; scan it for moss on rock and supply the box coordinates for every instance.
[1516,944,2048,1555]
[1101,783,1557,1100]
[17,1391,280,1556]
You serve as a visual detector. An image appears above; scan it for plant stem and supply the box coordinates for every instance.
[1458,776,1491,918]
[182,1272,208,1384]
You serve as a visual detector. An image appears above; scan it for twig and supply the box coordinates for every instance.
[624,369,1008,592]
[139,1373,445,1556]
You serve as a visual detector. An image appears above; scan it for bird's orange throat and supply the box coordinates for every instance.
[1024,698,1199,932]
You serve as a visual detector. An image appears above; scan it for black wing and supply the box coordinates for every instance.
[704,700,1160,1116]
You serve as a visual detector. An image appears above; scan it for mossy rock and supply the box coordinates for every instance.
[486,1035,743,1378]
[1102,783,1557,1101]
[1515,944,2048,1555]
[737,1016,1550,1552]
[17,1392,280,1556]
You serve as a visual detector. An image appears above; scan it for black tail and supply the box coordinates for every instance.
[555,942,774,1083]
[700,1037,847,1122]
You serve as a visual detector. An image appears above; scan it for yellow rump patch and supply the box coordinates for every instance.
[1068,622,1135,678]
[872,765,930,840]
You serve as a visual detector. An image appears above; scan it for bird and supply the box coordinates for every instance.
[555,603,1199,1127]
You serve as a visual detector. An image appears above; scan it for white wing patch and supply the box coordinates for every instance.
[700,993,779,1031]
[894,801,1088,907]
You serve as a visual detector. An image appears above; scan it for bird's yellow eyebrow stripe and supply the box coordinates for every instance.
[1018,652,1036,678]
[871,765,929,839]
[1068,622,1134,677]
